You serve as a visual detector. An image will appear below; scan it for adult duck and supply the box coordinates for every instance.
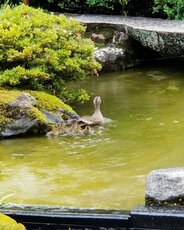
[79,96,105,126]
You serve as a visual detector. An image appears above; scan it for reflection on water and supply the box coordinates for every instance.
[1,61,184,210]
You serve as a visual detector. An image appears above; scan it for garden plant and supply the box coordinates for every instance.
[0,4,101,103]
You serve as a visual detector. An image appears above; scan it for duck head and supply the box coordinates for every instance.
[93,96,102,109]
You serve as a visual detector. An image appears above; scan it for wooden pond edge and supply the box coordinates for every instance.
[1,203,184,229]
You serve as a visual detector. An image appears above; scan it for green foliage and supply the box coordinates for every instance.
[118,0,129,14]
[0,4,101,103]
[0,0,20,9]
[30,0,153,16]
[5,0,123,14]
[61,88,90,104]
[86,0,117,11]
[3,0,184,19]
[45,0,86,12]
[122,0,154,17]
[153,0,184,19]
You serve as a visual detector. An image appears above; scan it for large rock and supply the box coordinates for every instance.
[125,27,184,57]
[1,118,37,137]
[94,46,140,71]
[145,168,184,206]
[68,14,184,58]
[0,90,75,138]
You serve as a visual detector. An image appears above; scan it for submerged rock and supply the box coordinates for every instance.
[0,90,75,138]
[93,31,142,71]
[145,167,184,206]
[94,47,125,71]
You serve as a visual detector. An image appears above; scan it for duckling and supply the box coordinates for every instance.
[46,122,68,137]
[57,123,69,135]
[79,125,94,135]
[66,121,81,136]
[46,128,60,138]
[79,96,105,126]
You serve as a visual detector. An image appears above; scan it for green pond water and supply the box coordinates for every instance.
[1,61,184,210]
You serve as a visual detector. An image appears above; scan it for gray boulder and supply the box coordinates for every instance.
[1,118,37,137]
[41,110,64,124]
[8,93,36,108]
[0,91,74,138]
[145,167,184,206]
[94,47,124,71]
[93,31,141,71]
[94,45,140,71]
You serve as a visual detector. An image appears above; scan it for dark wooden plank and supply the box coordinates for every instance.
[131,205,184,230]
[0,204,130,229]
[2,204,184,229]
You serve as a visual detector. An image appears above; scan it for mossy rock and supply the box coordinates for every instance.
[0,89,75,138]
[0,213,26,230]
[28,91,73,113]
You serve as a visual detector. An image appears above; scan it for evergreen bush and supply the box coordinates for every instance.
[0,4,101,102]
[153,0,184,19]
[3,0,184,19]
[2,0,123,14]
[123,0,154,17]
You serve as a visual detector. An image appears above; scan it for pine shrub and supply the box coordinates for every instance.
[0,4,101,102]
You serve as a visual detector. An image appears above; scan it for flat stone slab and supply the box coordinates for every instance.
[67,14,184,33]
[145,167,184,206]
[67,14,184,57]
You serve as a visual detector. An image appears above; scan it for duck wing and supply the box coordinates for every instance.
[78,117,94,126]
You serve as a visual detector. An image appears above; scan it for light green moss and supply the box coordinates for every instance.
[0,112,11,131]
[0,88,20,104]
[0,88,16,129]
[27,107,47,123]
[28,90,74,113]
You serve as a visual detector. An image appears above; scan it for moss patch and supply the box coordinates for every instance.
[0,89,73,113]
[28,90,74,113]
[27,106,48,123]
[0,89,21,104]
[0,112,11,131]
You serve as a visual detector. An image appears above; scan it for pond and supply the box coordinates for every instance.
[1,60,184,210]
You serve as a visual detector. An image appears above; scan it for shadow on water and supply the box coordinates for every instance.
[1,59,184,209]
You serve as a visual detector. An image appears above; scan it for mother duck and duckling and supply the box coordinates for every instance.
[47,96,109,137]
